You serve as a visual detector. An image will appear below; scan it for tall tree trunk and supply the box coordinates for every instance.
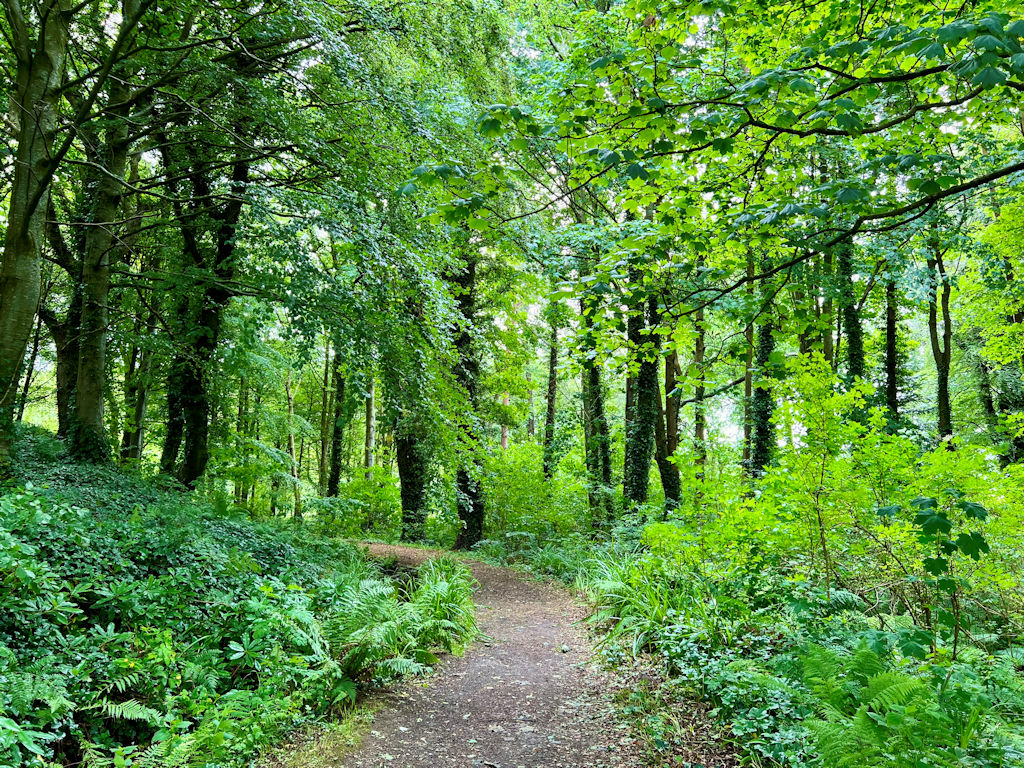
[742,252,755,465]
[623,290,657,509]
[285,372,301,518]
[319,339,332,493]
[452,254,484,550]
[821,251,835,369]
[928,248,953,442]
[0,0,71,470]
[160,355,187,476]
[693,305,707,480]
[38,296,82,441]
[749,316,776,476]
[885,276,900,421]
[652,305,681,512]
[837,239,865,382]
[542,322,559,478]
[160,142,249,487]
[119,340,152,462]
[233,378,248,503]
[327,354,346,496]
[70,76,133,462]
[581,300,613,527]
[396,424,429,541]
[16,314,43,421]
[364,378,376,479]
[179,359,210,487]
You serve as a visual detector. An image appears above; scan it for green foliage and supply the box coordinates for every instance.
[0,459,477,767]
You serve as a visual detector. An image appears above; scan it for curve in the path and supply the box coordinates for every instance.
[341,543,642,768]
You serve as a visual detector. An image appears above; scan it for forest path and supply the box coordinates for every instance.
[337,543,644,768]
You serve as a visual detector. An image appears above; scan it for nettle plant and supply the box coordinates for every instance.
[878,489,991,659]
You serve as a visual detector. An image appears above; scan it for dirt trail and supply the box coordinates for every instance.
[339,543,644,768]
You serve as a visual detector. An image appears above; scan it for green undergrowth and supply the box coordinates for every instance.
[0,431,478,768]
[472,521,1024,768]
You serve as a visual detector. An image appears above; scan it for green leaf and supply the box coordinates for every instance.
[914,509,952,536]
[955,531,990,560]
[974,34,1005,52]
[972,66,1007,89]
[478,117,504,137]
[923,557,948,576]
[836,187,867,204]
[957,499,989,520]
[624,163,650,180]
[789,77,815,93]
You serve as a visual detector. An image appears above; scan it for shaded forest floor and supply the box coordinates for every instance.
[270,543,738,768]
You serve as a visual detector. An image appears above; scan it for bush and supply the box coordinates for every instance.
[0,464,477,768]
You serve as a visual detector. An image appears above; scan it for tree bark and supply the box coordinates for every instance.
[836,239,864,382]
[285,372,301,518]
[821,251,835,369]
[70,74,133,461]
[623,290,657,509]
[364,378,376,478]
[581,300,613,527]
[119,308,154,463]
[542,321,559,478]
[451,254,484,549]
[327,354,347,496]
[40,298,81,440]
[0,0,71,469]
[693,305,707,480]
[749,316,776,476]
[319,340,332,492]
[396,424,429,541]
[742,251,755,465]
[885,276,900,421]
[928,247,953,442]
[16,314,42,422]
[652,304,681,512]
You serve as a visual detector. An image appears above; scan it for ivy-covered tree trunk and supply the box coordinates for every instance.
[623,291,657,509]
[821,251,835,369]
[39,299,80,440]
[928,249,953,441]
[451,254,484,550]
[996,368,1024,464]
[160,152,249,486]
[327,355,347,497]
[749,316,776,476]
[836,239,864,382]
[284,372,301,518]
[885,277,900,421]
[742,251,755,465]
[119,338,152,462]
[318,341,332,493]
[542,322,558,479]
[396,425,429,541]
[160,355,187,476]
[581,301,613,527]
[693,306,707,479]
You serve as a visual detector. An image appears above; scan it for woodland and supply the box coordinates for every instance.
[2,0,1024,766]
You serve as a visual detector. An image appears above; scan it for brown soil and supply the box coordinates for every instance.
[337,543,644,768]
